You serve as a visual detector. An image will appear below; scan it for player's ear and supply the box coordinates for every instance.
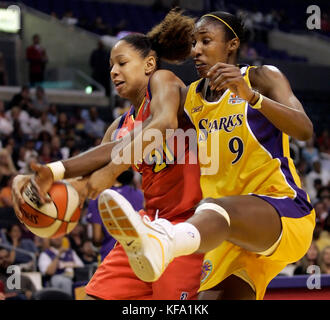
[144,55,156,75]
[228,38,240,53]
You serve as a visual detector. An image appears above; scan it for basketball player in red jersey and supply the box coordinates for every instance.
[12,10,203,300]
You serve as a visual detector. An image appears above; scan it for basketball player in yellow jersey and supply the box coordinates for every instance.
[98,11,316,300]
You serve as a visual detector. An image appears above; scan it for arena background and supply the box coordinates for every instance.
[0,0,329,300]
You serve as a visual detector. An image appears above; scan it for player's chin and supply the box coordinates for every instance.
[195,67,209,79]
[115,87,127,98]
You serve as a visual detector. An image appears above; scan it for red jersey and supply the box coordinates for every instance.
[113,86,202,221]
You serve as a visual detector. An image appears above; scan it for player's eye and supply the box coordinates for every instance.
[202,38,211,45]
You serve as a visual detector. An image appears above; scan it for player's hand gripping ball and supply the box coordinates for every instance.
[20,181,81,238]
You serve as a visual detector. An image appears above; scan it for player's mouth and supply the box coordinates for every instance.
[114,81,125,90]
[194,60,208,73]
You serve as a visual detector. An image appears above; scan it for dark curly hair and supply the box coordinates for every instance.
[120,8,196,67]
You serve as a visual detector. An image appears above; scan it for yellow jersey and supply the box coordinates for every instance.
[184,65,313,218]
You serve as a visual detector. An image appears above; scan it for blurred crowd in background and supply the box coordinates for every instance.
[0,0,329,300]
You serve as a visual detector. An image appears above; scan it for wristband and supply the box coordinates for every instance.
[250,92,263,109]
[46,161,65,181]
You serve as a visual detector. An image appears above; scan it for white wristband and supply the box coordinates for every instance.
[46,161,65,181]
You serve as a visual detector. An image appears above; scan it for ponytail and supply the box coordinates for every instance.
[147,8,195,63]
[121,8,195,66]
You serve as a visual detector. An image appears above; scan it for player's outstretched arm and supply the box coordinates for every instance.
[11,116,151,218]
[208,63,313,140]
[86,70,184,199]
[249,65,313,141]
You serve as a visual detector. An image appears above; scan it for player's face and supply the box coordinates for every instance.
[110,41,150,99]
[191,19,229,78]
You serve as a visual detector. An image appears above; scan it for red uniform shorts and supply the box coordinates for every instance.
[85,210,203,300]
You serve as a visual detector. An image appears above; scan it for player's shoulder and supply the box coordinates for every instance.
[151,69,185,88]
[250,65,284,82]
[250,65,287,91]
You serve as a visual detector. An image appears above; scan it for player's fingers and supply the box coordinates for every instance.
[206,62,229,77]
[30,161,42,174]
[89,191,98,200]
[12,176,27,206]
[79,190,88,209]
[210,71,240,90]
[30,177,48,204]
[213,76,242,92]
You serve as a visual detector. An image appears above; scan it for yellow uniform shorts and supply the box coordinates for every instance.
[199,210,315,300]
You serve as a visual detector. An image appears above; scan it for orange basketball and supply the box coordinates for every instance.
[20,181,81,238]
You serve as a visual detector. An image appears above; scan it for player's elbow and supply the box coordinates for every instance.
[298,119,313,141]
[162,117,178,131]
[153,118,178,136]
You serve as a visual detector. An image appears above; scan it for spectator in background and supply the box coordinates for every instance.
[67,223,86,260]
[47,103,58,125]
[49,135,64,161]
[26,34,48,86]
[38,236,83,296]
[301,137,319,172]
[92,17,109,35]
[318,187,330,216]
[35,112,55,138]
[0,175,14,207]
[84,107,106,141]
[0,52,8,86]
[15,146,27,173]
[61,10,78,26]
[0,149,17,187]
[32,86,49,112]
[60,137,76,160]
[38,142,52,164]
[317,129,330,157]
[0,101,13,138]
[86,197,116,263]
[86,169,143,262]
[0,247,36,300]
[70,107,86,137]
[305,160,330,203]
[314,200,328,226]
[80,240,98,265]
[251,7,264,24]
[3,137,15,159]
[294,241,320,275]
[0,224,38,271]
[319,246,330,274]
[8,85,32,111]
[5,106,32,139]
[55,112,72,142]
[112,96,130,119]
[89,40,110,96]
[238,43,260,65]
[22,139,38,169]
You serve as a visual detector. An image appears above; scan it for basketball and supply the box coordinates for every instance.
[20,181,81,238]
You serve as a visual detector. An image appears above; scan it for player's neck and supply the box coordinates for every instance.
[130,86,147,114]
[203,79,224,102]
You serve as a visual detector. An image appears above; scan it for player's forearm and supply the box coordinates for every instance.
[258,96,313,141]
[45,117,153,184]
[62,142,117,178]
